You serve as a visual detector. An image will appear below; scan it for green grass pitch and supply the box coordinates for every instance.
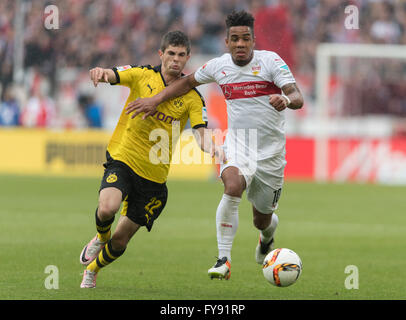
[0,174,405,300]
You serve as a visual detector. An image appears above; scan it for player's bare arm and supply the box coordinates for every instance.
[89,67,117,87]
[125,73,201,119]
[269,83,304,112]
[193,127,226,163]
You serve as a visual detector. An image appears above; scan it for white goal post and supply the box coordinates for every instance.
[314,43,406,182]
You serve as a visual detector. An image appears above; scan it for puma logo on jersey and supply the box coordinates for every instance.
[147,84,155,94]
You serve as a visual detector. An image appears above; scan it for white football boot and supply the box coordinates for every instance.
[208,257,231,280]
[255,237,274,264]
[80,270,97,288]
[79,235,106,265]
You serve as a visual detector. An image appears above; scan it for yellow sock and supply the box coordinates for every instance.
[87,259,101,273]
[97,229,111,243]
[86,239,126,273]
[95,209,114,243]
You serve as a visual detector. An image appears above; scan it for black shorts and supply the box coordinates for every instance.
[100,153,168,232]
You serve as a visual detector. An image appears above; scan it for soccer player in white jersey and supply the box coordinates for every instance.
[125,10,304,280]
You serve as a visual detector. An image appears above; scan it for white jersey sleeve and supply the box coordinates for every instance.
[267,52,296,89]
[194,57,219,84]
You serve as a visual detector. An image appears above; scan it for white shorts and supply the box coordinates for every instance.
[219,152,287,214]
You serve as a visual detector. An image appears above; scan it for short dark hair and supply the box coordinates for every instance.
[160,30,191,55]
[225,10,255,36]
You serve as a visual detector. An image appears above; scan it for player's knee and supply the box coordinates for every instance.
[224,182,244,197]
[97,200,120,220]
[253,213,272,230]
[222,168,245,197]
[98,188,122,220]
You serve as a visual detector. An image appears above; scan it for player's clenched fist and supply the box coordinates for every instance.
[211,144,226,164]
[269,94,290,112]
[89,67,109,87]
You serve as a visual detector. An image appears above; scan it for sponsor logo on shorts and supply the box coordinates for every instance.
[106,173,118,183]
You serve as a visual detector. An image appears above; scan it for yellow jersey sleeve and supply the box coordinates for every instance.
[188,89,208,129]
[111,65,142,87]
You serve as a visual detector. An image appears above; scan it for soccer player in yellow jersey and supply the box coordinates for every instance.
[79,31,222,288]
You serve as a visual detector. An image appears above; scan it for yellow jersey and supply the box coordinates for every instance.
[107,64,207,183]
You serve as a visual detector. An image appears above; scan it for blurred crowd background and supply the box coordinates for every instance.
[0,0,405,129]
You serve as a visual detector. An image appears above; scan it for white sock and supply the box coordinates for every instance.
[260,213,279,244]
[216,194,240,262]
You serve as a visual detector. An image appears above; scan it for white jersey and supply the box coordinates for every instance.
[194,50,296,160]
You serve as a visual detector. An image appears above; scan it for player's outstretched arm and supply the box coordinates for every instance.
[125,73,201,119]
[89,67,117,87]
[269,83,304,112]
[193,127,226,164]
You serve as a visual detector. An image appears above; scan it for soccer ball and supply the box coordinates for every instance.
[262,248,302,287]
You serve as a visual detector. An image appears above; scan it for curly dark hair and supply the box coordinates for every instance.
[160,30,191,55]
[225,10,255,36]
